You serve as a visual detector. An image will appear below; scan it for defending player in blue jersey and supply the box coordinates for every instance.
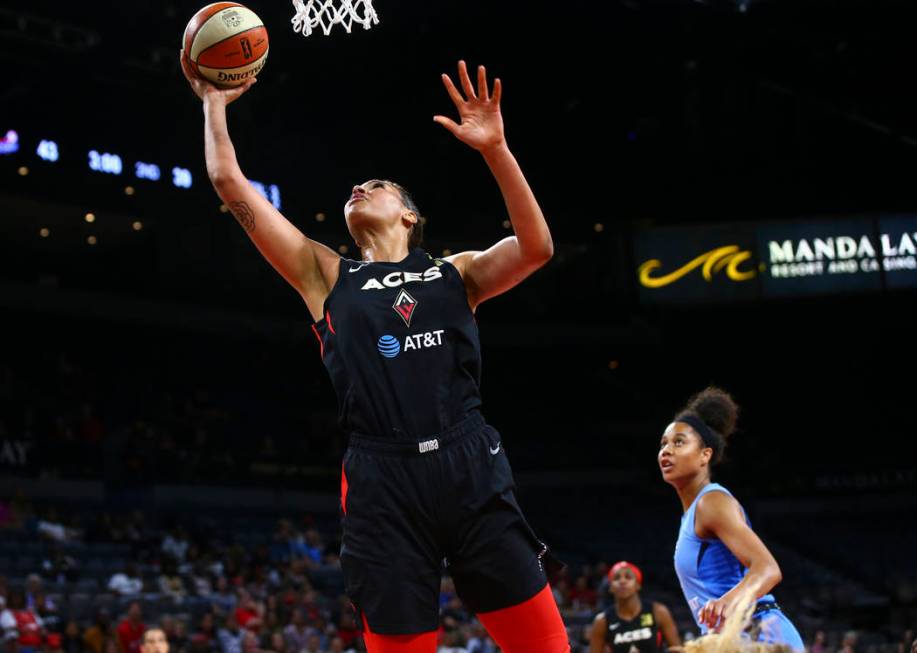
[658,388,804,651]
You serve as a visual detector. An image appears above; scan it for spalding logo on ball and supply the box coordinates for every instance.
[183,2,268,88]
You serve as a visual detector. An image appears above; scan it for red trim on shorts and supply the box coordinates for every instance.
[341,462,349,514]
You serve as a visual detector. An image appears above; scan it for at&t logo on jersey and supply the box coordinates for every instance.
[376,330,445,358]
[612,628,653,645]
[377,335,401,358]
[361,266,443,290]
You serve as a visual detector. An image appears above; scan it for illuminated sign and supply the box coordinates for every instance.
[6,129,282,202]
[135,161,161,181]
[638,245,757,288]
[636,216,917,303]
[635,224,759,304]
[36,140,59,162]
[758,218,884,296]
[172,167,192,189]
[88,150,123,175]
[879,215,917,289]
[0,130,19,155]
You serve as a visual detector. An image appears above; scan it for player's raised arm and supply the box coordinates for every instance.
[180,52,339,321]
[435,60,554,310]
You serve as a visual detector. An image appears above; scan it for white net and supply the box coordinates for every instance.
[291,0,379,37]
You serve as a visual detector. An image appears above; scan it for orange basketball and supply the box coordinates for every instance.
[183,3,269,88]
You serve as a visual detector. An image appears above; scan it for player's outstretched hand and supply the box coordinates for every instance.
[434,60,505,153]
[180,50,256,106]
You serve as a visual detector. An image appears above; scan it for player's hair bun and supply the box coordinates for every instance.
[683,386,739,441]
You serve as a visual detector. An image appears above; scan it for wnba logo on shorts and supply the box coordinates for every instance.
[418,439,439,454]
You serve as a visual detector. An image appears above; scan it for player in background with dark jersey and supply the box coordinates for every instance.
[658,388,804,651]
[588,562,681,653]
[181,55,568,653]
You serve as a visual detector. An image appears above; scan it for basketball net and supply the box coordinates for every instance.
[291,0,379,37]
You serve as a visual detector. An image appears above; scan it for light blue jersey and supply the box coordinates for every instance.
[674,483,804,651]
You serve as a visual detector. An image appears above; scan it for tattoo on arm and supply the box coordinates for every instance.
[229,201,255,233]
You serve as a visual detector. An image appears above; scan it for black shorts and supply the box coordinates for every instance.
[339,412,557,635]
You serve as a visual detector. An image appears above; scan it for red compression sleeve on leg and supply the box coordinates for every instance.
[361,614,438,653]
[477,584,570,653]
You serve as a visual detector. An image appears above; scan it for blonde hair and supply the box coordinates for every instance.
[684,592,794,653]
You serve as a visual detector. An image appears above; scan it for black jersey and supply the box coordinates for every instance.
[311,248,482,439]
[603,606,663,653]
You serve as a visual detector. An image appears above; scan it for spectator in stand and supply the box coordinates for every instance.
[36,509,82,543]
[191,613,218,653]
[810,630,827,653]
[24,575,59,633]
[438,630,469,653]
[240,632,267,653]
[189,565,212,599]
[48,632,65,653]
[1,590,46,653]
[24,576,45,611]
[162,618,189,653]
[551,578,571,611]
[162,530,190,565]
[217,614,244,653]
[304,633,326,653]
[158,562,188,605]
[109,565,143,597]
[60,620,83,653]
[568,576,598,612]
[267,632,286,653]
[300,530,325,567]
[34,592,61,635]
[211,579,237,617]
[838,631,858,653]
[327,636,348,653]
[233,591,263,634]
[270,521,292,565]
[283,609,315,652]
[140,628,169,653]
[116,602,146,653]
[42,547,80,584]
[83,610,113,653]
[466,622,497,653]
[334,613,359,651]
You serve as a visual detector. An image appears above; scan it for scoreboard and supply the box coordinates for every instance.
[2,128,282,209]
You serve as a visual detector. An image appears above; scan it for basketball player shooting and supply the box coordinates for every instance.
[180,53,569,653]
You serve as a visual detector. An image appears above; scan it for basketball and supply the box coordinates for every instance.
[183,2,269,88]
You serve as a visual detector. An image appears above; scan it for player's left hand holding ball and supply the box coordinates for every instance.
[180,50,256,106]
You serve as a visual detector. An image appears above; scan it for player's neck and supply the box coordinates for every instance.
[357,232,411,263]
[676,475,711,512]
[615,595,642,620]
